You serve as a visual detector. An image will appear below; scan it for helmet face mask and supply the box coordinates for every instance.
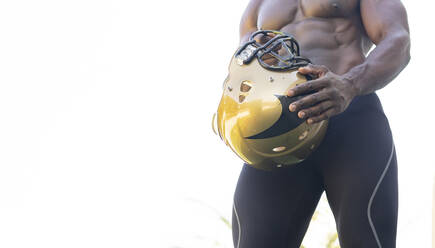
[216,30,328,170]
[235,30,311,71]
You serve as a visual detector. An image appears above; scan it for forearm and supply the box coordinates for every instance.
[240,30,257,45]
[343,32,411,96]
[239,0,263,45]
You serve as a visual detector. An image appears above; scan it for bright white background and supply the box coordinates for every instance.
[0,0,433,247]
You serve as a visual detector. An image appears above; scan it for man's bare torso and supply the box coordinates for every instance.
[252,0,371,74]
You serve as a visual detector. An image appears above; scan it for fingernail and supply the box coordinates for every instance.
[307,119,313,124]
[288,90,294,96]
[289,104,296,112]
[299,111,305,118]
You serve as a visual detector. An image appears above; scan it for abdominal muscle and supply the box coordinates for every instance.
[256,2,373,75]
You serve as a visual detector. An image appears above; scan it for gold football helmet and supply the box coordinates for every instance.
[214,30,328,170]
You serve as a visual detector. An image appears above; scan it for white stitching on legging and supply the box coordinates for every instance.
[367,142,395,248]
[233,203,241,248]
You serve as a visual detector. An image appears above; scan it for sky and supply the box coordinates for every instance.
[0,0,433,247]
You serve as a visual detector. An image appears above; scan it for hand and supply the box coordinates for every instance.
[253,32,282,66]
[287,64,359,124]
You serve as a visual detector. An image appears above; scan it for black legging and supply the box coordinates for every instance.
[232,93,398,248]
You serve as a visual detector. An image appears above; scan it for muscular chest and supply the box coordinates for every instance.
[301,0,359,18]
[257,0,359,30]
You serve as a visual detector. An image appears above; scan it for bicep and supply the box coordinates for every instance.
[360,0,409,44]
[239,0,263,44]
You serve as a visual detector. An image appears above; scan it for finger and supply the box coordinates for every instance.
[255,32,276,44]
[254,35,266,45]
[257,36,283,54]
[259,34,270,44]
[289,91,330,112]
[260,53,279,66]
[298,64,329,77]
[307,107,337,124]
[287,78,328,97]
[297,100,334,119]
[261,53,277,61]
[271,43,283,52]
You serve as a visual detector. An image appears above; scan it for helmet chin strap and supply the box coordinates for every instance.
[235,30,311,71]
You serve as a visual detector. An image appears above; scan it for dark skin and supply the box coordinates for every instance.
[240,0,410,124]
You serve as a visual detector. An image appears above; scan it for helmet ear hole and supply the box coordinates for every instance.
[240,80,253,92]
[239,94,246,103]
